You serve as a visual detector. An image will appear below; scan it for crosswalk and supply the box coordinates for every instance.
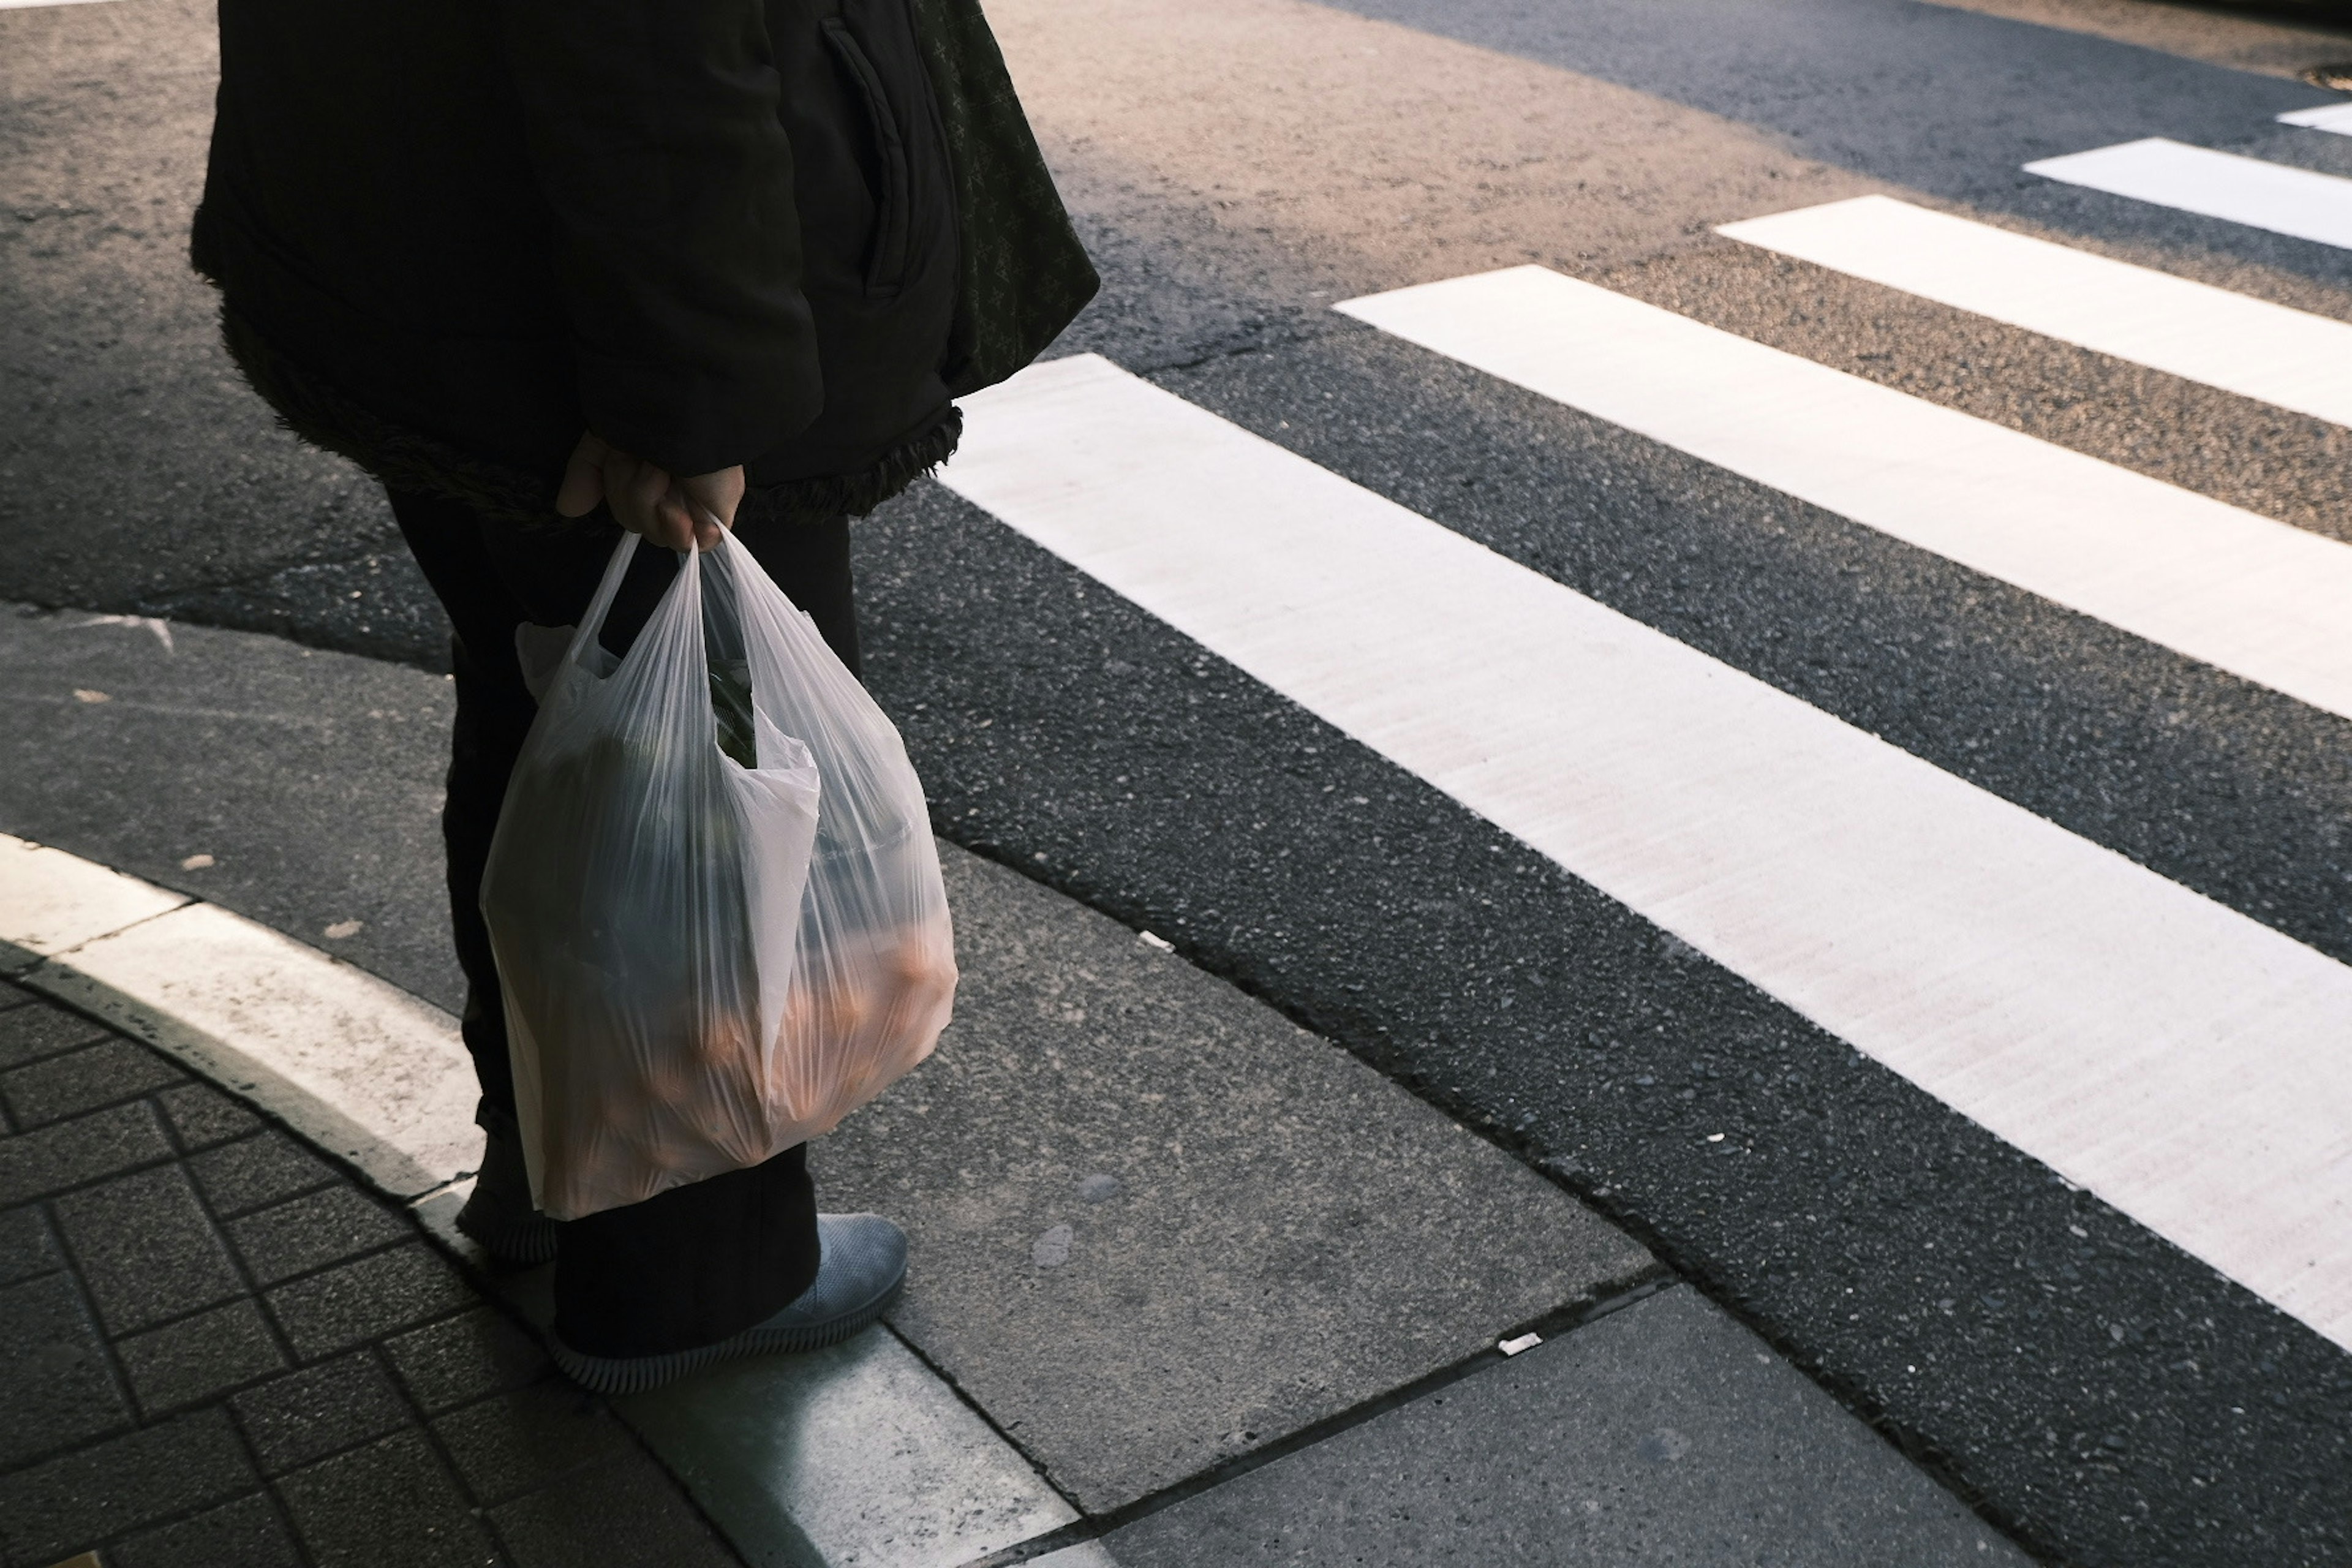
[937,108,2352,1357]
[2281,102,2352,137]
[1333,264,2352,721]
[2023,137,2352,251]
[1717,195,2352,426]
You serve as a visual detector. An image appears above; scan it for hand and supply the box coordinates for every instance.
[556,431,744,552]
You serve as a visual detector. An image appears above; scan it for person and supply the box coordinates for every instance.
[192,0,1095,1393]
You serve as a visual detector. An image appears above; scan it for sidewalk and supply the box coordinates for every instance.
[0,603,2030,1567]
[0,983,742,1568]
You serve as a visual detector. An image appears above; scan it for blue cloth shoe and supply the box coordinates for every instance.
[548,1213,907,1395]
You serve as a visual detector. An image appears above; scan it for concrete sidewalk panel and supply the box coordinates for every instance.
[619,1332,1079,1568]
[0,835,186,971]
[817,848,1655,1512]
[1104,1286,2027,1566]
[418,1208,1079,1568]
[1028,1544,1122,1567]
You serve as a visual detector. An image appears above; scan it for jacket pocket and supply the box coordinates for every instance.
[821,13,919,298]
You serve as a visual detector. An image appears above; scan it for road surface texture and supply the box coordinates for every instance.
[7,0,2352,1564]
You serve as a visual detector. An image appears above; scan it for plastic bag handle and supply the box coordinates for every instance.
[555,533,720,684]
[564,532,649,669]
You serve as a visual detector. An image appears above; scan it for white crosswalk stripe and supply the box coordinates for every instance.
[1334,264,2352,722]
[2280,103,2352,136]
[937,104,2352,1370]
[1717,195,2352,428]
[2024,137,2352,250]
[938,353,2352,1355]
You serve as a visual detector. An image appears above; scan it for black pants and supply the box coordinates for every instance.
[390,490,855,1357]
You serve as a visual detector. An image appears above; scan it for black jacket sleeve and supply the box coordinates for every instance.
[494,0,819,477]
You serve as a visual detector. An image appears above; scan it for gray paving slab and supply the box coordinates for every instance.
[382,1303,551,1417]
[51,1161,244,1336]
[430,1380,633,1506]
[0,1099,173,1208]
[116,1297,286,1415]
[619,1329,1080,1568]
[231,1351,414,1476]
[225,1184,412,1286]
[187,1128,338,1218]
[0,1204,61,1287]
[0,1270,127,1466]
[262,1242,479,1363]
[1105,1285,2028,1567]
[1,1033,186,1127]
[156,1079,266,1150]
[272,1428,501,1568]
[489,1447,746,1568]
[451,1251,1082,1568]
[1028,1546,1120,1568]
[111,1491,306,1568]
[0,998,753,1568]
[816,848,1656,1512]
[0,1408,254,1568]
[0,1003,108,1069]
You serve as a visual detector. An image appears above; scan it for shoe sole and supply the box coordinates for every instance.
[453,1205,562,1268]
[548,1275,905,1396]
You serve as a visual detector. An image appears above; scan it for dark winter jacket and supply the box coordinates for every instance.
[191,0,1095,525]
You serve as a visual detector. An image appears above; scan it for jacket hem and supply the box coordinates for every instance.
[739,408,962,530]
[220,301,557,524]
[219,301,961,529]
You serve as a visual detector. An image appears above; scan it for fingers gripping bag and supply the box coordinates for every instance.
[480,532,956,1220]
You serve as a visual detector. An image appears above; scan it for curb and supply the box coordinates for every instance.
[0,831,1096,1568]
[2,834,474,1199]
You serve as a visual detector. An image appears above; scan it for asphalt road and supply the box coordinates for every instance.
[7,1,2352,1564]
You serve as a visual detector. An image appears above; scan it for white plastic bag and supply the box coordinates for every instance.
[480,531,956,1220]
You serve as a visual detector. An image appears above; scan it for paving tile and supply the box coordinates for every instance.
[1104,1287,2034,1568]
[385,1305,549,1415]
[111,1492,304,1568]
[818,848,1654,1509]
[189,1128,336,1216]
[275,1428,503,1568]
[0,1099,173,1206]
[490,1448,739,1568]
[266,1242,476,1362]
[51,1164,244,1335]
[233,1351,413,1474]
[117,1298,287,1414]
[228,1185,410,1286]
[0,1408,253,1567]
[0,1036,185,1128]
[432,1379,628,1506]
[0,1199,61,1284]
[0,1003,108,1069]
[0,1270,130,1468]
[158,1079,264,1151]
